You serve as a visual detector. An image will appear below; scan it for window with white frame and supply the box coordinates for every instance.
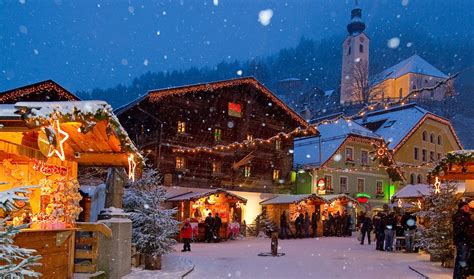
[376,181,383,195]
[357,178,365,193]
[361,150,369,165]
[345,147,354,162]
[340,177,348,193]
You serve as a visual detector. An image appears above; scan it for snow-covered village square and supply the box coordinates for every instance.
[1,0,474,278]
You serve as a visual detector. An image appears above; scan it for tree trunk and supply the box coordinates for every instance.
[144,254,162,270]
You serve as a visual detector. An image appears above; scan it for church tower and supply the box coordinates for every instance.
[340,1,370,105]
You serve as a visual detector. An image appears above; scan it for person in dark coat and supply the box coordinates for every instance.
[304,212,310,238]
[335,211,342,236]
[295,213,304,238]
[311,211,318,237]
[384,212,396,251]
[452,201,473,279]
[213,213,222,242]
[327,213,334,236]
[360,215,373,245]
[373,212,385,251]
[204,213,214,243]
[280,211,289,239]
[181,220,193,252]
[401,212,417,253]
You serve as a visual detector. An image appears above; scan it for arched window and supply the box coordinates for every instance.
[399,88,403,99]
[410,174,415,184]
[422,131,427,141]
[417,175,423,184]
[437,135,442,145]
[359,44,364,53]
[430,133,435,143]
[347,46,352,56]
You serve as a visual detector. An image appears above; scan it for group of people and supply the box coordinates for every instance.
[357,210,417,252]
[323,211,353,237]
[279,211,318,239]
[180,212,223,252]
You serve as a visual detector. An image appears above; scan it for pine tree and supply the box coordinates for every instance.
[123,169,180,258]
[416,180,460,266]
[0,188,42,278]
[253,208,277,238]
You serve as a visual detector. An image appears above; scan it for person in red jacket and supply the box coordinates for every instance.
[181,220,193,252]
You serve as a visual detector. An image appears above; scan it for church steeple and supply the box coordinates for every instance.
[347,0,366,36]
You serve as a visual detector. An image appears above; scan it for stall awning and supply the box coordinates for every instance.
[260,194,325,205]
[322,194,358,204]
[166,188,247,204]
[392,183,465,200]
[0,101,142,167]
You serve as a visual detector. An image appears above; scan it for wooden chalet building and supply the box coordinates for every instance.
[116,77,315,193]
[0,80,80,103]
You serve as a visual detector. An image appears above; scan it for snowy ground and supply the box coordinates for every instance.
[125,236,452,279]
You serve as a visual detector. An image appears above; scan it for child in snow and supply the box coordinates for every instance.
[181,219,193,252]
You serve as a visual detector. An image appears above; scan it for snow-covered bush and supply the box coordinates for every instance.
[123,169,179,257]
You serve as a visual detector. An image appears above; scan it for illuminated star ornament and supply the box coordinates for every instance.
[38,120,69,161]
[128,154,137,181]
[398,198,403,208]
[434,176,441,194]
[417,199,422,209]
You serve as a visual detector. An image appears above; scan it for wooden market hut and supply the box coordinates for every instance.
[166,188,247,241]
[260,194,326,236]
[0,101,141,278]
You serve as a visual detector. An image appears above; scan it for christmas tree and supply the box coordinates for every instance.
[123,169,179,258]
[416,180,460,266]
[0,187,42,278]
[252,208,277,237]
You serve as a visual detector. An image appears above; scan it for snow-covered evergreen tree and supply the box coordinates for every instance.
[0,188,42,278]
[416,180,460,266]
[123,169,179,257]
[253,208,277,237]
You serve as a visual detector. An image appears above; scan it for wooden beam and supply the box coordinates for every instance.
[75,152,129,167]
[439,173,474,180]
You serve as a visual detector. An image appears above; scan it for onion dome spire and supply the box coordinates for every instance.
[347,0,366,35]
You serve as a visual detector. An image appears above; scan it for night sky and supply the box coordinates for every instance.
[1,0,472,92]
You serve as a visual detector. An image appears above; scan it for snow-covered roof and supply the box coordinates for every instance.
[260,194,325,205]
[355,104,428,150]
[323,194,358,204]
[372,55,448,85]
[0,104,20,119]
[166,188,247,203]
[0,80,80,104]
[294,119,381,168]
[15,101,109,118]
[392,183,465,199]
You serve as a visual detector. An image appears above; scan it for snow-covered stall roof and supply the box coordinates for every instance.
[293,119,381,168]
[323,194,358,204]
[371,54,448,85]
[0,80,80,104]
[393,183,465,200]
[260,194,325,205]
[0,101,142,167]
[0,104,20,119]
[166,188,247,203]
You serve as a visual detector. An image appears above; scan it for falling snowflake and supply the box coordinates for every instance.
[406,42,413,47]
[19,25,28,34]
[333,154,342,162]
[121,58,128,65]
[387,37,400,49]
[156,30,161,36]
[213,0,219,6]
[236,70,243,76]
[401,0,409,6]
[143,59,149,66]
[33,49,39,55]
[258,9,273,26]
[128,6,134,14]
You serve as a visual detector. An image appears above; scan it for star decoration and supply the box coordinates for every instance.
[434,176,441,194]
[398,198,403,208]
[39,120,69,161]
[128,154,137,181]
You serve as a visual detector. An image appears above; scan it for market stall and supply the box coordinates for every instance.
[320,194,358,233]
[260,194,326,237]
[0,101,141,278]
[166,188,247,241]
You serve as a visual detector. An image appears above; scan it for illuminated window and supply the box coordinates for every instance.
[244,166,251,177]
[214,128,222,142]
[345,147,354,162]
[275,140,282,150]
[376,181,383,194]
[177,121,186,133]
[361,150,368,165]
[324,175,333,190]
[212,162,221,173]
[357,178,365,193]
[273,169,280,181]
[247,134,253,142]
[414,147,419,160]
[176,157,185,169]
[340,177,348,193]
[228,102,242,118]
[422,149,427,162]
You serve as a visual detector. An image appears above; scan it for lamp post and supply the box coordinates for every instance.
[137,107,163,169]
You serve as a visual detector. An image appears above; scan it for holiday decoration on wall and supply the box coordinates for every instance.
[356,193,370,204]
[32,160,68,176]
[433,176,441,194]
[429,150,474,178]
[128,154,137,181]
[37,120,69,161]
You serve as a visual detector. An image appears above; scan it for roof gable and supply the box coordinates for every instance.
[115,77,308,128]
[0,80,80,104]
[372,55,448,85]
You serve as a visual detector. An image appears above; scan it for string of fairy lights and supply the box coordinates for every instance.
[168,72,463,183]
